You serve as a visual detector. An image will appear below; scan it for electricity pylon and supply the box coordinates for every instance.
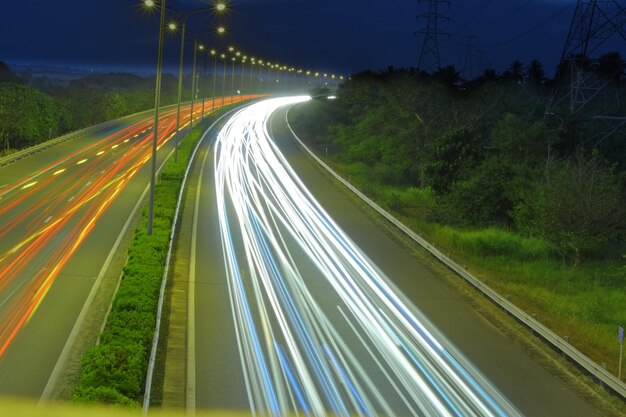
[546,0,625,116]
[415,0,449,74]
[545,0,625,145]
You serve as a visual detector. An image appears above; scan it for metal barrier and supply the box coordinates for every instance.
[285,108,626,400]
[142,103,255,412]
[0,102,184,168]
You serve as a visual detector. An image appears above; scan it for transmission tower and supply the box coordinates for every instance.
[462,35,476,80]
[415,0,449,73]
[546,0,625,116]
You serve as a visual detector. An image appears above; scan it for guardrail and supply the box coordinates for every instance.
[285,108,626,400]
[142,102,255,412]
[0,101,187,168]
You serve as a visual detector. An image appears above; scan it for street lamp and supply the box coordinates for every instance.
[143,0,167,236]
[231,56,236,103]
[247,60,253,95]
[210,49,218,111]
[221,53,227,108]
[240,57,247,98]
[171,3,226,162]
[189,41,203,134]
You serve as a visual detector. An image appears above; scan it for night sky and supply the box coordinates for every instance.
[0,0,623,78]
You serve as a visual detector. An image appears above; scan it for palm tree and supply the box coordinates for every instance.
[526,59,545,85]
[502,60,524,83]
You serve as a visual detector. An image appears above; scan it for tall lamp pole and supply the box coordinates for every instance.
[210,49,218,111]
[240,56,247,98]
[221,53,227,108]
[173,18,186,163]
[171,6,224,162]
[189,41,202,133]
[145,0,167,236]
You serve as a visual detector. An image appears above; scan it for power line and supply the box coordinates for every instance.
[483,3,575,48]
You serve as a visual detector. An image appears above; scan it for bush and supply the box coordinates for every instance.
[73,124,207,405]
[73,386,137,406]
[431,225,559,261]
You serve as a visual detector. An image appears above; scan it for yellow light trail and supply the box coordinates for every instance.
[76,159,88,165]
[52,169,66,176]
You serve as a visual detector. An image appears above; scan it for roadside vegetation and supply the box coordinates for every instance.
[72,125,205,406]
[290,58,626,377]
[0,61,187,153]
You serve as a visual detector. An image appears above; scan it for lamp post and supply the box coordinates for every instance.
[144,0,167,236]
[221,53,227,108]
[173,19,185,163]
[171,4,226,163]
[240,56,247,98]
[230,56,236,103]
[210,49,217,111]
[189,41,202,133]
[258,60,264,94]
[201,47,208,120]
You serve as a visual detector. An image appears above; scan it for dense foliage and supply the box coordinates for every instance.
[293,62,626,263]
[0,62,186,152]
[73,126,202,406]
[290,59,626,376]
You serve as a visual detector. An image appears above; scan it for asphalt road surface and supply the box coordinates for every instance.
[0,95,250,398]
[188,97,605,417]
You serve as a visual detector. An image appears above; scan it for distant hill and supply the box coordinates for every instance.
[0,61,18,82]
[70,72,150,90]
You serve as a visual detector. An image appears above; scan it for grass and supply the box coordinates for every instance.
[289,101,626,383]
[72,124,206,406]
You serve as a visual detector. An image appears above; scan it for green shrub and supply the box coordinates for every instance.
[431,225,558,261]
[73,386,137,406]
[76,343,146,400]
[73,121,210,405]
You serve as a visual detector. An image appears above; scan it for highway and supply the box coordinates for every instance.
[184,96,608,417]
[0,95,251,397]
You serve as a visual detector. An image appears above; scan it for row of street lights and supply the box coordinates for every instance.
[142,0,345,235]
[191,44,346,98]
[143,0,227,235]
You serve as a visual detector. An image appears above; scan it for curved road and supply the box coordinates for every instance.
[183,97,606,416]
[0,95,252,397]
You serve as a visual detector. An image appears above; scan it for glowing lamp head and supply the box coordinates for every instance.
[168,22,176,30]
[215,2,226,12]
[210,49,216,55]
[144,0,155,7]
[199,44,205,50]
[228,46,234,52]
[217,26,226,34]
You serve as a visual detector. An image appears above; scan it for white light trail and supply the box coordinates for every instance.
[212,96,521,417]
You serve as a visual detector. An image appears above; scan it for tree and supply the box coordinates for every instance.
[424,126,482,194]
[526,59,545,85]
[433,65,462,87]
[0,61,16,83]
[502,60,524,83]
[0,83,62,148]
[512,150,626,266]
